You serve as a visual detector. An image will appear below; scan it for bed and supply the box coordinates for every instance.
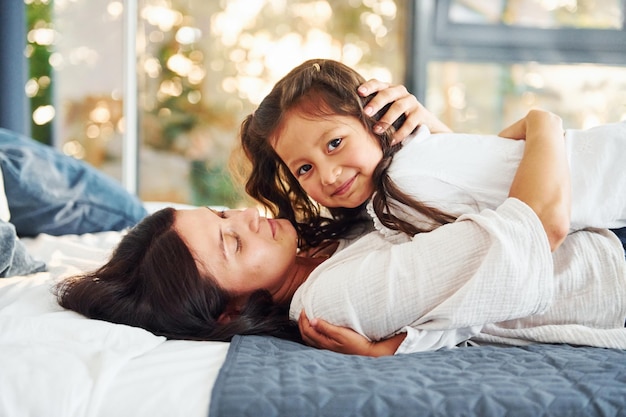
[2,223,626,417]
[3,130,626,416]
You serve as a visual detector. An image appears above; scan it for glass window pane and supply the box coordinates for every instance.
[426,61,626,133]
[449,0,624,29]
[47,0,405,208]
[137,0,406,207]
[52,1,125,181]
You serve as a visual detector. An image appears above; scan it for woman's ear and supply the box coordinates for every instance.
[216,298,245,324]
[217,311,235,324]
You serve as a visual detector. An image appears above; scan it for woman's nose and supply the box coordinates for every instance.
[240,207,260,232]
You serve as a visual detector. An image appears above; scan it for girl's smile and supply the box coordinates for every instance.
[332,175,357,197]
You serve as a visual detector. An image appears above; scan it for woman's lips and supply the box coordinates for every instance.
[332,175,356,197]
[268,218,276,237]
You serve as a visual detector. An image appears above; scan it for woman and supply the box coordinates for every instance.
[56,81,626,353]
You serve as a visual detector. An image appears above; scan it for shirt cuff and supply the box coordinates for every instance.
[395,325,483,355]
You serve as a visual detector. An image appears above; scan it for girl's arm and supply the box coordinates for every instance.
[299,110,570,355]
[501,110,571,251]
[358,79,452,145]
[299,311,405,357]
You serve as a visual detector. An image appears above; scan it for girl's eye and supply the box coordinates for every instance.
[327,138,342,151]
[296,164,312,176]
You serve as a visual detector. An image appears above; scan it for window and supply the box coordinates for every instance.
[408,0,626,132]
[33,0,406,207]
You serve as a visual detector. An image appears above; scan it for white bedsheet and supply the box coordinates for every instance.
[0,230,229,417]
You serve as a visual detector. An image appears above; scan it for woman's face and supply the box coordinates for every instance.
[272,110,383,209]
[174,207,300,304]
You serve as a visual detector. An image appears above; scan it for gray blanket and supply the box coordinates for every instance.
[210,335,626,417]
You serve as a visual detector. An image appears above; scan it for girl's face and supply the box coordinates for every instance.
[174,207,300,305]
[272,110,383,209]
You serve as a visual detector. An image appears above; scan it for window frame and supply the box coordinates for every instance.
[406,0,626,101]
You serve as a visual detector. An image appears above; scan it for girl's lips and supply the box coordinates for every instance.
[332,175,356,197]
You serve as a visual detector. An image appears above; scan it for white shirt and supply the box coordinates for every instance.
[289,199,626,353]
[367,122,626,238]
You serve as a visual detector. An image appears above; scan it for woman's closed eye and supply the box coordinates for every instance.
[230,233,242,253]
[223,232,242,257]
[214,209,242,254]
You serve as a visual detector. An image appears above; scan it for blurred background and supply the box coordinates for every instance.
[7,0,626,208]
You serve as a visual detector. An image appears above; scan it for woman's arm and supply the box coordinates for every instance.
[501,110,571,251]
[358,79,452,145]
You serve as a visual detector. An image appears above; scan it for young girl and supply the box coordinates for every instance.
[239,58,625,249]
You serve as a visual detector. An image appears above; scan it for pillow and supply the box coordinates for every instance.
[0,219,46,277]
[0,128,148,237]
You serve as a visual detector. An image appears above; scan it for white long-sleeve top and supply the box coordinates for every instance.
[367,122,626,238]
[289,199,626,353]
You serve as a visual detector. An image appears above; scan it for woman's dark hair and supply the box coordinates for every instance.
[236,58,455,248]
[56,208,299,342]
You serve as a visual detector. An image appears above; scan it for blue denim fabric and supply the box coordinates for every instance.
[0,219,46,277]
[0,128,147,237]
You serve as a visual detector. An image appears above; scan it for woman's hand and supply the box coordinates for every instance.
[298,311,405,357]
[358,79,452,145]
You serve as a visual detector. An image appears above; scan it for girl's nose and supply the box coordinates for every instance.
[320,165,341,186]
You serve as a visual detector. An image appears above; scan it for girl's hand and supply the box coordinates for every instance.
[298,311,405,357]
[498,117,527,140]
[358,79,452,145]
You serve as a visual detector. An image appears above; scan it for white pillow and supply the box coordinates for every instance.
[0,167,10,222]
